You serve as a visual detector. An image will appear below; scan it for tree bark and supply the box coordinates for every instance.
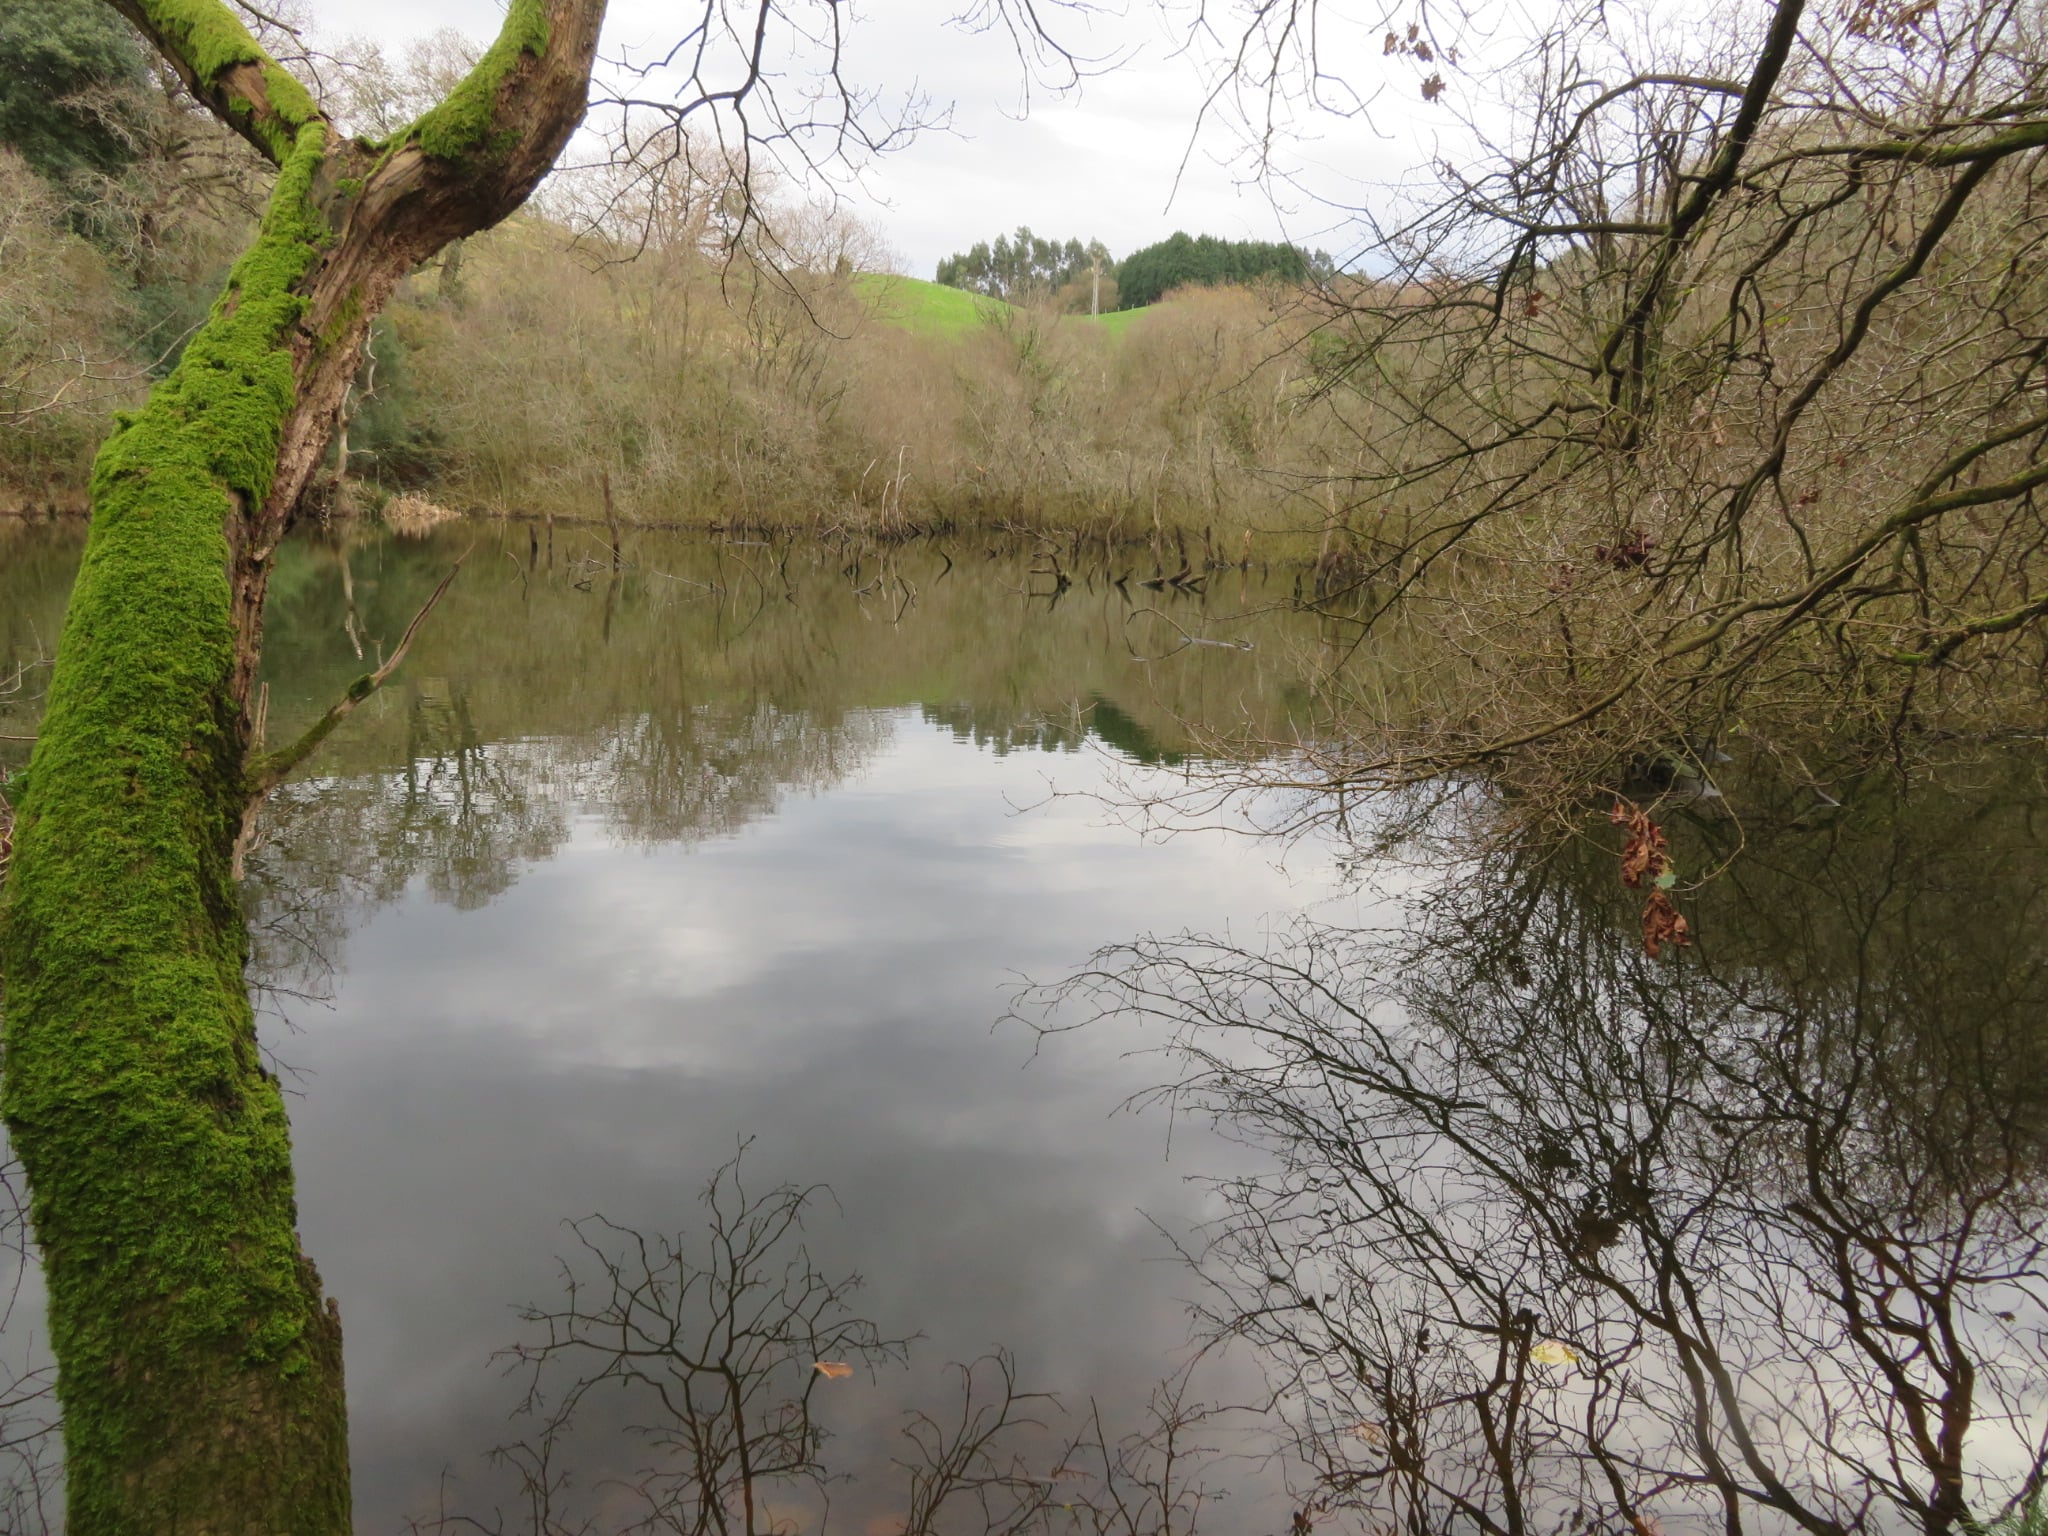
[0,0,604,1527]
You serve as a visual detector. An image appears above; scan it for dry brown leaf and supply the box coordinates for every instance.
[1642,890,1692,959]
[1611,800,1667,889]
[1612,801,1694,957]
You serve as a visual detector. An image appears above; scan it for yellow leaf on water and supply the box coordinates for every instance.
[813,1361,854,1380]
[1345,1422,1387,1447]
[1529,1339,1578,1367]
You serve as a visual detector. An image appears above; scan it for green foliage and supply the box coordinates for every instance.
[0,0,152,193]
[0,115,349,1527]
[935,226,1107,306]
[1972,1496,2048,1536]
[407,0,547,162]
[1113,231,1310,308]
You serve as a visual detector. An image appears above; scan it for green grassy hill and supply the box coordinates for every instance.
[1078,306,1148,337]
[856,274,1011,337]
[857,273,1151,339]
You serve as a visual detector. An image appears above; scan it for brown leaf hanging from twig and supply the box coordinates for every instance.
[1610,800,1693,958]
[1640,890,1691,959]
[1611,801,1665,888]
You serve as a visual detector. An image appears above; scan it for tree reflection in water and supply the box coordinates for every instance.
[444,1147,1242,1536]
[15,524,2045,1531]
[1030,770,2048,1536]
[242,682,894,1006]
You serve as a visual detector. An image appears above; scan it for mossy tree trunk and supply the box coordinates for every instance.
[0,0,604,1527]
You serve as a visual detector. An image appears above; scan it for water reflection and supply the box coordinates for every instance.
[5,522,2045,1534]
[1037,770,2048,1536]
[229,525,1321,994]
[269,718,1342,1532]
[216,526,1337,1530]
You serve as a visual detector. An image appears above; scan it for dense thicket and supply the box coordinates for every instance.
[0,0,150,197]
[1113,232,1312,308]
[0,82,1361,543]
[386,216,1342,540]
[1193,0,2048,805]
[0,0,270,494]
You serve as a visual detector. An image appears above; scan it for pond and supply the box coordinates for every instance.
[1,520,1362,1530]
[2,518,2045,1536]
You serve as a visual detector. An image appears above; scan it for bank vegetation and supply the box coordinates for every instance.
[9,0,2048,804]
[0,17,1364,553]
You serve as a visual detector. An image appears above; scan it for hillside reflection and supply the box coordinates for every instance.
[1037,764,2048,1536]
[251,526,1312,786]
[231,525,1322,994]
[7,521,2045,1532]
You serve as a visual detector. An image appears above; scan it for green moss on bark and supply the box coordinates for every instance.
[409,0,549,163]
[0,115,349,1532]
[125,0,320,161]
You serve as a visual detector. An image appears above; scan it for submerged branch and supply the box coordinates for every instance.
[244,556,466,801]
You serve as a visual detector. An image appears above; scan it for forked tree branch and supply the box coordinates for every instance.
[244,558,466,801]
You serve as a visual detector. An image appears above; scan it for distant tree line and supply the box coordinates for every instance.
[1113,232,1326,308]
[934,226,1330,311]
[932,226,1108,307]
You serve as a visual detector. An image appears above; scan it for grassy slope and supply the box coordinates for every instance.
[856,274,1012,337]
[857,272,1152,339]
[1078,305,1147,337]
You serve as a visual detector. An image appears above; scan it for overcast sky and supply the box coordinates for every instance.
[305,0,1451,276]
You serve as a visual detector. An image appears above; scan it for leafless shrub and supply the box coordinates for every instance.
[415,1146,1265,1536]
[1226,0,2048,791]
[0,151,140,478]
[1023,774,2048,1536]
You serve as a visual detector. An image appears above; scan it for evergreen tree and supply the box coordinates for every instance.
[0,0,151,193]
[933,226,1103,304]
[1114,232,1309,308]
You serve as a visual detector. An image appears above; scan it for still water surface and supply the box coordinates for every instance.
[4,519,2045,1536]
[2,521,1351,1528]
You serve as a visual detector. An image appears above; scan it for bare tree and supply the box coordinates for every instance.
[1171,0,2048,794]
[1026,774,2048,1536]
[428,1148,1253,1536]
[0,152,146,445]
[506,1148,914,1536]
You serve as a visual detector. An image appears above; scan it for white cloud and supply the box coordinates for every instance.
[291,0,1445,275]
